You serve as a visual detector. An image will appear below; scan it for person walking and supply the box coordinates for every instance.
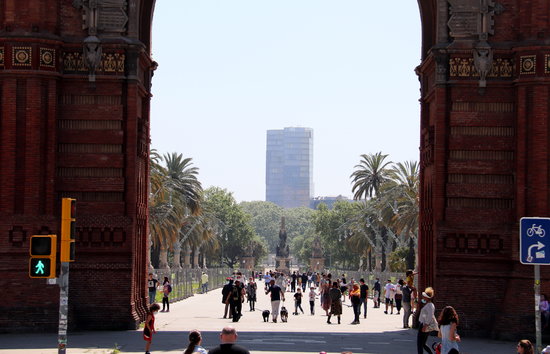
[402,281,413,328]
[384,279,395,314]
[222,278,234,319]
[359,278,369,319]
[183,330,208,354]
[208,326,250,354]
[327,282,342,324]
[395,279,403,315]
[147,273,158,305]
[301,272,308,291]
[246,277,257,311]
[373,278,381,308]
[417,287,438,354]
[143,303,160,354]
[227,280,244,322]
[291,271,297,292]
[161,276,171,312]
[293,287,305,315]
[349,283,361,324]
[438,306,460,354]
[201,272,209,294]
[308,286,318,315]
[266,279,285,322]
[321,281,331,316]
[263,272,272,291]
[340,274,348,303]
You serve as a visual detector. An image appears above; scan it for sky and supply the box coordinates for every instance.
[150,1,422,202]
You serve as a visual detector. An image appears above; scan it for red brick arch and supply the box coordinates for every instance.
[417,0,549,338]
[0,0,155,330]
[0,0,545,337]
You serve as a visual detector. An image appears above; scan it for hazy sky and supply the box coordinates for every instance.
[150,1,422,202]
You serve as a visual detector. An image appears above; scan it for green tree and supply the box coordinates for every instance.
[387,246,409,272]
[203,187,260,268]
[240,201,283,252]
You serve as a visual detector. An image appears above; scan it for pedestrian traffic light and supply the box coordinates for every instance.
[29,235,57,278]
[60,198,76,262]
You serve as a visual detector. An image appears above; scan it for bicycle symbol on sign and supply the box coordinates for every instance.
[527,224,546,238]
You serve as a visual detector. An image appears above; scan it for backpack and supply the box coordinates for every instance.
[166,284,172,293]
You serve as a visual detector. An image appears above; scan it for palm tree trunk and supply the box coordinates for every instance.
[193,247,200,268]
[158,244,170,270]
[183,245,192,268]
[172,242,182,269]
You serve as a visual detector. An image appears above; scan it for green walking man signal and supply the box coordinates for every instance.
[29,235,57,278]
[34,260,46,274]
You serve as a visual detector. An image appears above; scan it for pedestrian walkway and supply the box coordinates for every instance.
[0,284,519,353]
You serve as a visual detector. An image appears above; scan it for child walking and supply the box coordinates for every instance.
[143,303,160,354]
[294,288,304,315]
[308,286,318,315]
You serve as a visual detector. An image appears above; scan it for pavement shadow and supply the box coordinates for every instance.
[0,329,416,353]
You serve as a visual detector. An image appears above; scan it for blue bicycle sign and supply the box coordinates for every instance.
[527,224,546,238]
[520,217,550,265]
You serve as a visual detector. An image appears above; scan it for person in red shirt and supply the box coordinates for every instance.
[143,303,160,354]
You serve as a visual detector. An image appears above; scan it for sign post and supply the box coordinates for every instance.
[58,262,69,354]
[520,217,550,353]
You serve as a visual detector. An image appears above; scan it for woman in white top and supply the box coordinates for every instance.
[437,306,460,354]
[417,287,437,354]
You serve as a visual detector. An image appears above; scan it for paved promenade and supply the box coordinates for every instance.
[0,284,519,353]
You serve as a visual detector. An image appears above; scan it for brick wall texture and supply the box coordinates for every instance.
[418,0,550,339]
[0,0,155,332]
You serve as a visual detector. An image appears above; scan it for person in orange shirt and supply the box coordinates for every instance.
[349,283,362,324]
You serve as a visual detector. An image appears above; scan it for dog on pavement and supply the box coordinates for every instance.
[280,306,288,322]
[262,310,270,322]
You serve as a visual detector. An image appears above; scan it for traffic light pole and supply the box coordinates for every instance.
[57,262,70,354]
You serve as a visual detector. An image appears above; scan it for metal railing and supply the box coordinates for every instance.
[153,267,232,303]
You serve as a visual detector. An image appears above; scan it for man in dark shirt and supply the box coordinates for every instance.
[301,272,308,291]
[265,279,285,322]
[222,279,233,319]
[229,280,244,322]
[359,278,369,318]
[373,278,381,308]
[401,282,413,328]
[208,326,250,354]
[291,271,297,292]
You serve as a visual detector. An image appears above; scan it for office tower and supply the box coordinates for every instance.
[266,127,313,208]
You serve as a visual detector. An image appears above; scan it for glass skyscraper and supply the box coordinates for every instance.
[266,127,313,208]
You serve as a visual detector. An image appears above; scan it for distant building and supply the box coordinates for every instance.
[266,127,313,208]
[310,195,352,210]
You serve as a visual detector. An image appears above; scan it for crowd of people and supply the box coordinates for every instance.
[145,269,540,354]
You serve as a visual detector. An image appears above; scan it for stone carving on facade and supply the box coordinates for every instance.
[447,0,504,87]
[276,217,289,258]
[83,35,102,82]
[73,0,128,35]
[447,0,504,40]
[473,45,493,87]
[449,57,512,78]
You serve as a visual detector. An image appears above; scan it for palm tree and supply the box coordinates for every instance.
[350,152,392,200]
[149,152,204,268]
[163,152,202,216]
[387,161,419,269]
[350,152,392,271]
